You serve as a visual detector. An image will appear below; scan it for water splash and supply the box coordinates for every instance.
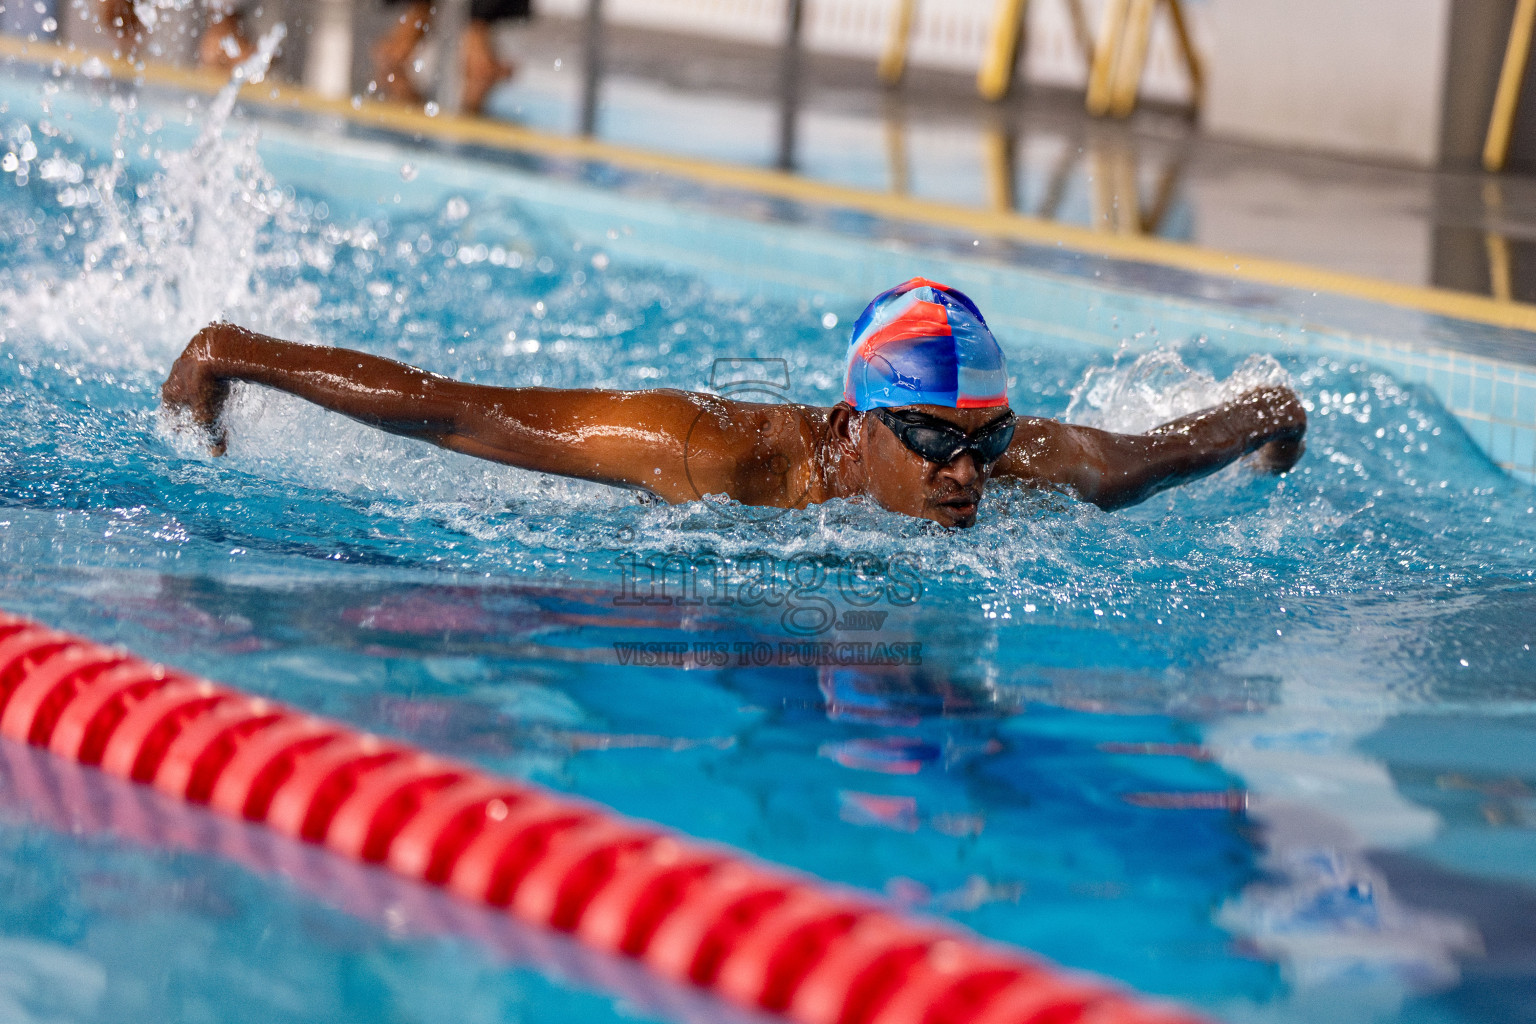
[2,59,1535,1024]
[3,23,314,370]
[1065,345,1293,433]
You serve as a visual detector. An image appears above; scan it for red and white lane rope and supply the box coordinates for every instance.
[0,610,1203,1024]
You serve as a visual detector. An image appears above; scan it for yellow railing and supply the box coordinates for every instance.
[1485,0,1536,172]
[1084,0,1201,117]
[880,0,1198,117]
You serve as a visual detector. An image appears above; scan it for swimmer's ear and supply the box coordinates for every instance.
[827,402,862,461]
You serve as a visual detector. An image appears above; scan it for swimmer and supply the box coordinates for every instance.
[160,278,1306,528]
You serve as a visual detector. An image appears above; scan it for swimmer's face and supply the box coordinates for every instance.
[857,403,1014,529]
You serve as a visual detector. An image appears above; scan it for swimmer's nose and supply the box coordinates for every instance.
[939,451,982,486]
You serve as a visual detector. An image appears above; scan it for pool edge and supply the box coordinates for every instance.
[6,33,1536,337]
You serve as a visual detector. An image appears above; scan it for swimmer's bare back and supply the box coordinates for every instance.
[161,323,1306,519]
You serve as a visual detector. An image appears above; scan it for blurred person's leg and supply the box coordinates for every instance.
[95,0,144,55]
[87,0,223,66]
[372,0,430,105]
[198,1,253,69]
[462,0,528,115]
[371,0,528,116]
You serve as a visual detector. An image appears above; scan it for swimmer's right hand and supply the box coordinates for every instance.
[161,324,232,455]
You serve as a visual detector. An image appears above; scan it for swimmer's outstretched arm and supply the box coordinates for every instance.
[160,324,778,503]
[994,385,1307,510]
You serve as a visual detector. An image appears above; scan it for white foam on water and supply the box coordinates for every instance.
[208,384,627,518]
[3,24,320,373]
[3,51,1536,1024]
[1065,345,1294,433]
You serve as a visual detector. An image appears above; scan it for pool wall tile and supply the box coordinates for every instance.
[1451,368,1473,408]
[1474,373,1495,411]
[1511,425,1535,469]
[1465,417,1494,450]
[1493,375,1516,419]
[1489,422,1515,465]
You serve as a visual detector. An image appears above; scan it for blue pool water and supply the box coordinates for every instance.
[1,48,1535,1024]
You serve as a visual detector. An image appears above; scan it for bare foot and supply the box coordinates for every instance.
[199,13,253,70]
[461,21,514,116]
[371,1,431,106]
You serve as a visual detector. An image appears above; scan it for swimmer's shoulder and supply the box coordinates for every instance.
[992,415,1087,483]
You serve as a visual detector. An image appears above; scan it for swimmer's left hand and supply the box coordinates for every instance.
[161,324,233,455]
[1237,385,1307,474]
[1246,435,1305,474]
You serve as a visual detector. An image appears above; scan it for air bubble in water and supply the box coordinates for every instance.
[400,162,417,182]
[444,196,469,222]
[424,102,440,118]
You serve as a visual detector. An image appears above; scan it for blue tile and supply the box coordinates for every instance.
[1493,376,1516,420]
[1462,416,1494,451]
[1429,368,1453,405]
[1450,369,1473,409]
[1517,379,1536,423]
[1473,373,1495,414]
[1513,426,1536,470]
[1488,421,1516,464]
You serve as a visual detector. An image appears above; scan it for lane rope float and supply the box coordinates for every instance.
[0,610,1203,1024]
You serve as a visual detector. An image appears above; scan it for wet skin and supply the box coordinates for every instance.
[161,323,1308,528]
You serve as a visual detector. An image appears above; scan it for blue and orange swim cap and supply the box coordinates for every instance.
[843,278,1009,411]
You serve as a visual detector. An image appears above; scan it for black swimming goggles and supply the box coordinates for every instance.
[870,408,1018,466]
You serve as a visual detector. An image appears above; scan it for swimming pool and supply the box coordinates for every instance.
[2,38,1535,1024]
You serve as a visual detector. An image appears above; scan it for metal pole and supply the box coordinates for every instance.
[982,123,1018,211]
[580,0,605,136]
[1106,0,1154,117]
[878,0,917,86]
[1163,0,1203,110]
[883,97,910,195]
[1085,0,1128,116]
[435,0,472,115]
[1485,0,1536,172]
[977,0,1027,102]
[303,0,355,100]
[776,0,804,172]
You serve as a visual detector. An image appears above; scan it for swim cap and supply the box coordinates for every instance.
[842,278,1009,411]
